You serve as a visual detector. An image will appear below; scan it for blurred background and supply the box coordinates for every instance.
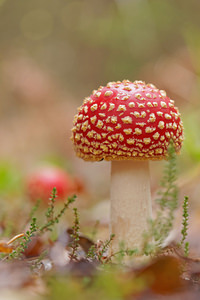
[0,0,200,244]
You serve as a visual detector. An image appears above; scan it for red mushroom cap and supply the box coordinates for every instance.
[71,80,184,161]
[27,166,74,203]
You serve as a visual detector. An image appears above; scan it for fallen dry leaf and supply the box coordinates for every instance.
[0,242,13,254]
[24,236,45,258]
[135,256,185,295]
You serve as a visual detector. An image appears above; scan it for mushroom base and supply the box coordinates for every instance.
[110,160,152,253]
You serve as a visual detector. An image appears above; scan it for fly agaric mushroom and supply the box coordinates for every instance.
[27,166,75,204]
[71,80,184,251]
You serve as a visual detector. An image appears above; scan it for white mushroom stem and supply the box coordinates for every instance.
[110,160,152,252]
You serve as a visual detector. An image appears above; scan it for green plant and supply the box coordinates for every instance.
[180,196,189,257]
[69,208,80,260]
[112,241,139,264]
[87,234,115,263]
[143,140,179,255]
[9,217,38,259]
[9,188,76,259]
[40,188,76,233]
[97,234,115,263]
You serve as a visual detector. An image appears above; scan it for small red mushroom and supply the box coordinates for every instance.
[27,166,75,204]
[71,80,184,251]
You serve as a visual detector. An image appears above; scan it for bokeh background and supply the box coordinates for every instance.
[0,0,200,243]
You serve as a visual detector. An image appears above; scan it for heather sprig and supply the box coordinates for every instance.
[180,196,189,257]
[9,217,38,259]
[69,207,80,260]
[143,140,179,254]
[9,188,76,259]
[40,188,76,233]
